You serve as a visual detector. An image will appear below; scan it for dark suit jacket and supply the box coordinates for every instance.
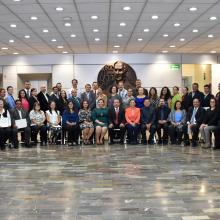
[202,93,214,108]
[156,106,170,121]
[108,107,125,126]
[181,93,191,111]
[186,106,206,126]
[188,90,204,107]
[80,92,96,110]
[29,96,39,111]
[37,92,50,112]
[50,94,62,112]
[10,108,30,126]
[141,106,156,124]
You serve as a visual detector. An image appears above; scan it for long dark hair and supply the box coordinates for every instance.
[160,87,171,101]
[48,101,59,115]
[18,89,28,100]
[66,101,76,113]
[149,87,158,100]
[0,99,7,117]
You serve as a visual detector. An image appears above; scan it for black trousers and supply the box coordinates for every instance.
[0,127,11,148]
[31,125,47,143]
[126,124,140,143]
[182,124,200,144]
[108,125,126,142]
[141,124,156,141]
[157,123,169,142]
[12,126,31,147]
[214,127,220,149]
[168,125,183,144]
[64,124,80,143]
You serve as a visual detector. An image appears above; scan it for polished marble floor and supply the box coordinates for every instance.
[0,144,220,220]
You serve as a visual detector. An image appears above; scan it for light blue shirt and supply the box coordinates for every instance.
[6,95,16,109]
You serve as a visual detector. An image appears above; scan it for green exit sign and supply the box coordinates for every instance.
[170,64,181,70]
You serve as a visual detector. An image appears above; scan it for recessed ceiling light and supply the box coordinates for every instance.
[163,34,168,37]
[24,35,30,38]
[180,38,185,41]
[189,7,198,11]
[210,50,216,53]
[120,22,126,26]
[192,29,199,33]
[123,6,131,11]
[64,23,71,27]
[113,50,118,54]
[51,38,57,42]
[56,7,64,11]
[62,51,68,54]
[169,45,176,48]
[114,45,120,48]
[63,16,72,21]
[117,34,123,37]
[57,46,64,49]
[13,0,21,2]
[9,39,14,43]
[13,52,19,55]
[144,28,150,32]
[174,23,181,27]
[91,15,98,20]
[1,47,8,50]
[30,16,38,20]
[208,34,214,38]
[138,38,143,41]
[93,29,99,32]
[94,38,100,41]
[43,29,49,33]
[162,50,168,53]
[70,34,76,38]
[151,15,159,20]
[10,24,16,28]
[209,16,217,21]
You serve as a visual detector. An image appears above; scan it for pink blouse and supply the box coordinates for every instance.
[21,98,30,111]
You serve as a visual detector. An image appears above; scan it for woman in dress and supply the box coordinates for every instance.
[18,89,30,112]
[79,100,94,145]
[92,99,108,145]
[149,87,159,108]
[29,88,39,111]
[107,85,122,107]
[160,86,172,108]
[135,87,148,108]
[60,90,68,115]
[29,102,47,146]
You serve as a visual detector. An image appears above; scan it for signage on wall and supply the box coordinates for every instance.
[170,64,181,70]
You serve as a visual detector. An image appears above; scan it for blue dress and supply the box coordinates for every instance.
[135,96,147,108]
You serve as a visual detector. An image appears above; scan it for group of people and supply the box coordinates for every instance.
[0,78,220,150]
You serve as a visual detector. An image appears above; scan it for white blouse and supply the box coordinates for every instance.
[0,109,11,127]
[46,110,60,126]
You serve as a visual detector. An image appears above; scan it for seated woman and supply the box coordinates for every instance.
[125,99,140,144]
[92,99,108,145]
[0,99,11,150]
[168,101,186,145]
[79,100,94,145]
[29,102,47,146]
[200,98,218,148]
[46,101,61,144]
[18,89,30,112]
[62,101,80,146]
[135,87,148,108]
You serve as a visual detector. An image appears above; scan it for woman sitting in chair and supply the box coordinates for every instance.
[46,101,61,145]
[62,101,80,146]
[78,100,94,145]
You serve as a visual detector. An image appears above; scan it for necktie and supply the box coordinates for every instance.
[190,108,197,124]
[26,90,30,99]
[115,108,119,124]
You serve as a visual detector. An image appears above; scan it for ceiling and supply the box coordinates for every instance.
[0,0,220,55]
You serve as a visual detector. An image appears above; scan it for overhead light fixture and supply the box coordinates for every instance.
[94,38,100,41]
[1,47,8,50]
[91,15,98,20]
[162,50,168,53]
[13,52,19,55]
[24,35,30,38]
[56,7,64,11]
[9,39,14,43]
[113,50,118,54]
[51,38,57,42]
[138,38,143,41]
[209,16,217,21]
[180,38,185,41]
[117,34,123,37]
[169,45,176,48]
[43,29,49,33]
[120,22,126,26]
[144,28,150,32]
[123,6,131,11]
[70,34,76,38]
[62,51,68,54]
[210,50,216,53]
[174,23,181,27]
[163,34,168,37]
[13,0,21,2]
[114,45,120,48]
[93,29,99,32]
[189,7,198,11]
[64,23,71,27]
[208,34,214,38]
[30,16,38,20]
[10,24,16,28]
[192,29,198,33]
[151,15,159,20]
[57,46,64,49]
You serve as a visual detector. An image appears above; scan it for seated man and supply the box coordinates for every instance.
[156,98,171,145]
[183,98,206,147]
[11,99,31,148]
[140,98,156,145]
[108,99,126,145]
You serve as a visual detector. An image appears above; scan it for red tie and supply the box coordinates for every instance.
[115,108,119,125]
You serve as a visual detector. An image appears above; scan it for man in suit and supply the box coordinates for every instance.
[108,99,126,145]
[181,87,191,111]
[24,80,31,100]
[202,84,214,108]
[81,84,96,110]
[68,89,81,112]
[183,98,206,147]
[156,98,171,145]
[92,81,99,97]
[188,83,204,107]
[117,81,128,101]
[11,99,31,148]
[50,86,62,112]
[140,98,156,145]
[37,85,50,112]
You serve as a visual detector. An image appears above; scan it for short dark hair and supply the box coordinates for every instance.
[184,86,189,91]
[174,100,182,110]
[52,86,58,90]
[7,86,13,91]
[204,84,210,89]
[72,79,78,84]
[193,83,199,87]
[109,85,118,94]
[15,99,21,104]
[173,86,179,91]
